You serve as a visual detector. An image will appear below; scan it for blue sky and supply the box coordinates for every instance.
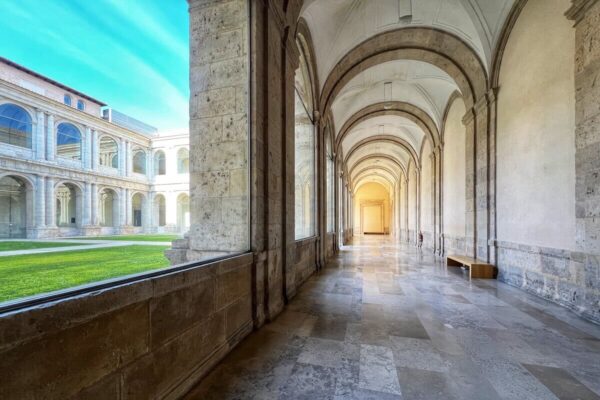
[0,0,189,131]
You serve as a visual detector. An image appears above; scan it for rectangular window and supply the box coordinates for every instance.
[77,100,85,111]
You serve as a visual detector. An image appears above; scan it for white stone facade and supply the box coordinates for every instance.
[0,59,189,239]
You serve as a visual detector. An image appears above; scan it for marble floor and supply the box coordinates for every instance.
[185,236,600,400]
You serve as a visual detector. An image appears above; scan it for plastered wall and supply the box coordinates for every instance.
[442,96,466,239]
[496,0,576,251]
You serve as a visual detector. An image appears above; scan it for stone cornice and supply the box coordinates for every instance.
[565,0,599,25]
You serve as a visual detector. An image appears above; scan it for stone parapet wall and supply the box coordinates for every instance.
[287,237,318,300]
[0,253,254,400]
[496,240,599,323]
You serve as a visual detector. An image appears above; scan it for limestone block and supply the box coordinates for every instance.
[192,87,236,118]
[216,264,251,310]
[0,303,148,400]
[192,29,244,65]
[225,296,252,338]
[150,279,215,348]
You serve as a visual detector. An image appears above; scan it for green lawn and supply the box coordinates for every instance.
[0,241,87,252]
[0,245,170,302]
[77,234,180,242]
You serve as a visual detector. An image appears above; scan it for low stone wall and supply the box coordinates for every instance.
[496,240,600,324]
[287,237,318,300]
[0,253,254,400]
[325,232,336,259]
[442,234,466,257]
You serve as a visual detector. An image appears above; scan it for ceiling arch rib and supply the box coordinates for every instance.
[341,116,424,160]
[300,0,516,85]
[351,164,400,184]
[353,176,394,194]
[349,154,407,181]
[345,136,419,173]
[331,60,459,130]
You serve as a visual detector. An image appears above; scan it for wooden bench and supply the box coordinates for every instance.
[446,255,497,279]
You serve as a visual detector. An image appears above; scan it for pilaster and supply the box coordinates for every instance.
[46,114,55,161]
[35,110,45,160]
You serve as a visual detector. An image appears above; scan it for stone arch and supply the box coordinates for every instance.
[349,154,407,179]
[319,27,488,115]
[154,193,167,227]
[295,17,320,114]
[0,173,34,238]
[335,101,440,154]
[344,135,419,170]
[98,134,119,169]
[131,191,147,228]
[98,186,119,228]
[177,193,190,233]
[55,181,83,228]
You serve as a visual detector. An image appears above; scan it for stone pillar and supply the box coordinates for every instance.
[169,0,250,263]
[92,130,99,171]
[35,175,45,228]
[125,189,132,226]
[119,139,126,176]
[91,183,98,225]
[146,148,153,180]
[83,182,91,226]
[84,127,92,169]
[143,193,152,231]
[46,114,55,161]
[45,177,56,227]
[35,110,45,160]
[404,177,409,242]
[567,0,600,321]
[126,141,132,176]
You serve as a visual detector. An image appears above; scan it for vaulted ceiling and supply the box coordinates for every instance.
[300,0,516,191]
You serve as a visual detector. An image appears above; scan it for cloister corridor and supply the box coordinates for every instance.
[185,236,600,400]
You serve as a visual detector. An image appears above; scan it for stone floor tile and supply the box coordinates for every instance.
[358,344,402,395]
[396,367,458,400]
[389,336,450,372]
[309,317,348,341]
[523,364,600,400]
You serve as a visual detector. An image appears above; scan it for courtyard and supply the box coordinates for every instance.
[0,235,177,303]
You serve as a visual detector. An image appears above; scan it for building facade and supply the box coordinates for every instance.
[0,57,189,238]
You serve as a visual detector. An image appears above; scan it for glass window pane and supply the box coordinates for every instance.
[56,123,81,160]
[0,104,33,149]
[99,136,119,169]
[294,90,315,240]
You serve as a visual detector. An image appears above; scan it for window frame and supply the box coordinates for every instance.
[0,103,34,149]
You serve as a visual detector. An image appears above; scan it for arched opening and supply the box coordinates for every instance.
[132,148,147,175]
[177,148,189,174]
[56,183,79,227]
[132,193,144,227]
[354,182,391,235]
[325,124,334,233]
[0,103,33,149]
[154,150,166,175]
[155,194,166,227]
[177,193,190,232]
[56,123,82,160]
[99,188,118,228]
[294,37,316,240]
[99,136,119,169]
[0,175,29,238]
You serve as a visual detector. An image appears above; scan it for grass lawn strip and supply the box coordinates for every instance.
[0,245,169,302]
[76,234,180,242]
[0,241,88,252]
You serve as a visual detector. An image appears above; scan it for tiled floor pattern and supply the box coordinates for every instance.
[185,236,600,400]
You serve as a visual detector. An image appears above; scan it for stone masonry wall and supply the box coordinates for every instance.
[0,253,254,400]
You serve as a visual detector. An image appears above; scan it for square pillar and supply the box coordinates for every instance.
[46,114,55,161]
[35,110,45,160]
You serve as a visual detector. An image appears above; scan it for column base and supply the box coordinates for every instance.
[81,226,103,237]
[117,226,136,235]
[27,227,59,239]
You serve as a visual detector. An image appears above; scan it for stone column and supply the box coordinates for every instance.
[46,114,55,161]
[404,177,409,242]
[143,193,152,231]
[146,148,153,180]
[567,0,600,321]
[169,0,250,263]
[119,139,126,176]
[91,183,98,225]
[125,189,132,226]
[35,110,45,160]
[83,182,91,226]
[35,175,45,228]
[126,141,132,176]
[45,177,56,227]
[92,130,99,171]
[84,127,92,169]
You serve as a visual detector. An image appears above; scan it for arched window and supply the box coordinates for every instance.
[0,103,33,149]
[56,123,82,160]
[77,100,85,111]
[177,148,189,174]
[132,148,147,175]
[99,188,117,227]
[326,125,334,233]
[294,38,316,240]
[56,183,78,226]
[99,136,119,169]
[154,151,166,175]
[64,94,72,106]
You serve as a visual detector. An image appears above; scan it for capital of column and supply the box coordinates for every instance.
[565,0,599,25]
